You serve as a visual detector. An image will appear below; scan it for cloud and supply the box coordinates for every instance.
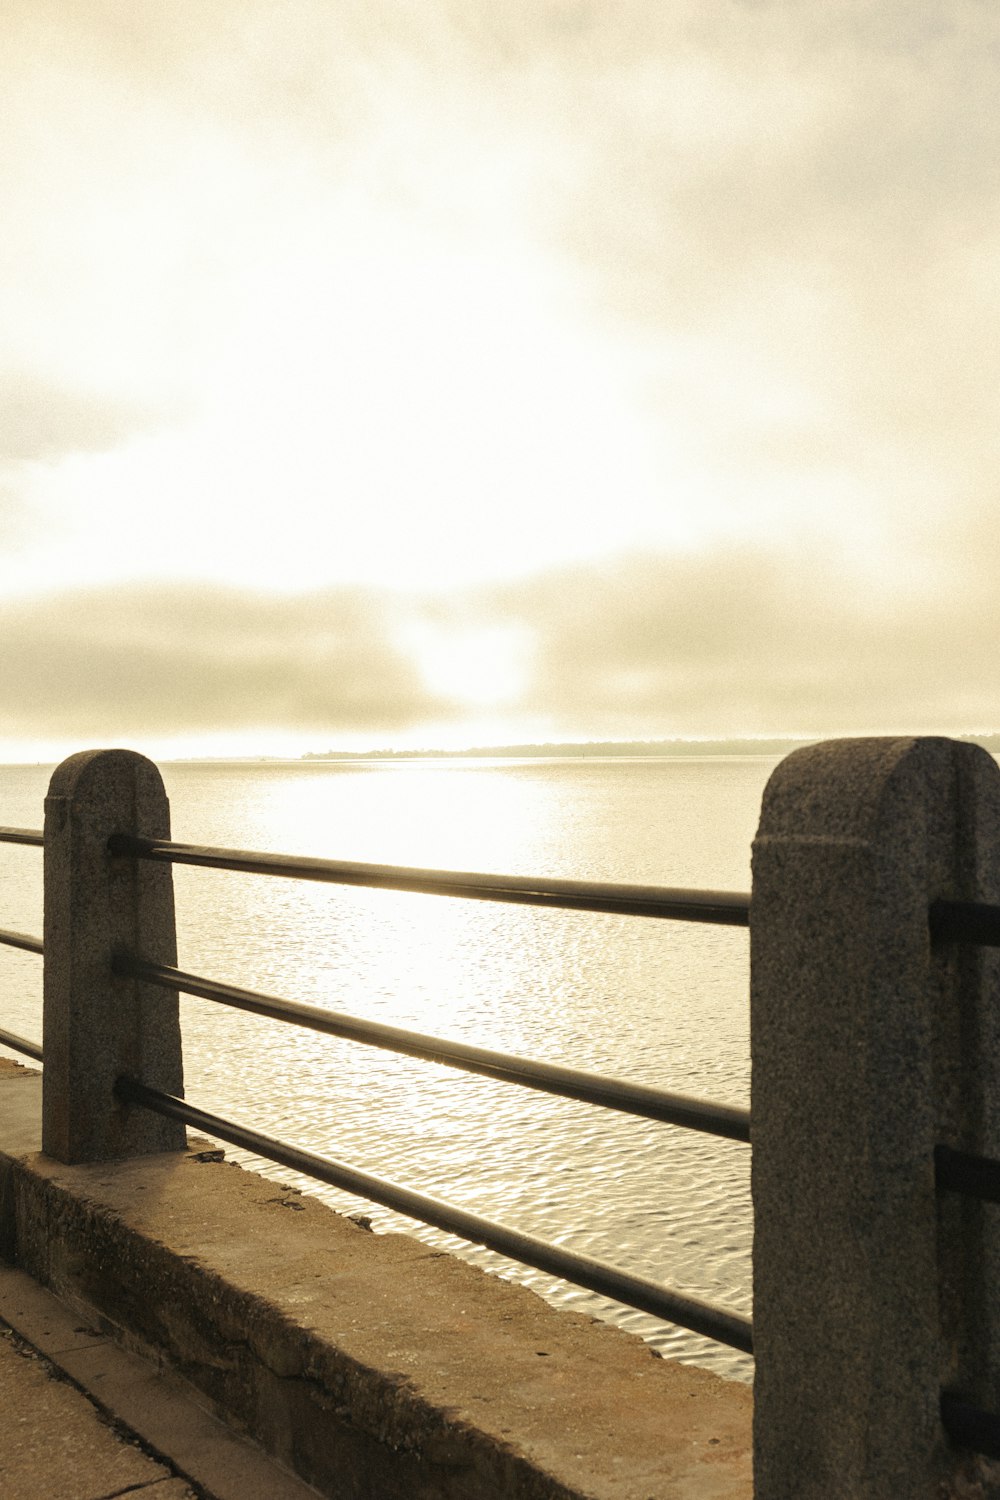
[479,543,1000,738]
[5,1,997,557]
[522,1,1000,538]
[0,373,164,463]
[0,485,40,547]
[0,584,448,738]
[1,536,998,751]
[1,0,997,752]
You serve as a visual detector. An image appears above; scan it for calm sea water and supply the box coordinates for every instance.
[0,755,778,1381]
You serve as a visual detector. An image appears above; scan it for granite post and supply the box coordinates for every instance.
[751,737,1000,1497]
[42,749,185,1162]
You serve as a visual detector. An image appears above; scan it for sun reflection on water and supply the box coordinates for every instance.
[0,757,768,1381]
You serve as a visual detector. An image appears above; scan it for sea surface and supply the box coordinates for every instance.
[0,755,779,1381]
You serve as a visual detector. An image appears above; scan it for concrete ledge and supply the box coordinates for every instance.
[0,1063,751,1499]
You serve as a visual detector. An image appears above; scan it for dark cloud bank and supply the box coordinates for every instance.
[0,585,440,738]
[3,547,997,746]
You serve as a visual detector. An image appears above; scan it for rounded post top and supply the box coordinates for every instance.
[45,749,172,845]
[757,736,999,846]
[46,748,168,803]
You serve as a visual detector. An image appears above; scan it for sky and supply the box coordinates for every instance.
[3,0,999,760]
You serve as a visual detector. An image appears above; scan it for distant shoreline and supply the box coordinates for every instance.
[300,737,818,761]
[6,733,1000,770]
[299,733,1000,762]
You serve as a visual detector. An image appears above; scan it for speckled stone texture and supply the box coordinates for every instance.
[42,748,185,1162]
[751,737,1000,1499]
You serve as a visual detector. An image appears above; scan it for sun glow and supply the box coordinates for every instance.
[402,621,531,709]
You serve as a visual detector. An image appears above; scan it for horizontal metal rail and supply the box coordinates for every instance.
[0,929,43,956]
[108,834,752,925]
[116,1074,754,1354]
[0,1027,42,1062]
[114,953,752,1142]
[0,827,43,848]
[930,899,1000,947]
[12,828,1000,942]
[935,1144,1000,1204]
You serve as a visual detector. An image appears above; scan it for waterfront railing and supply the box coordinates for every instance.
[3,738,1000,1497]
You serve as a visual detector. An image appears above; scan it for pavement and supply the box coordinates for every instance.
[0,1260,324,1500]
[0,1056,754,1500]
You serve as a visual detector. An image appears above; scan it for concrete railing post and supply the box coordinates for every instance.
[751,737,1000,1498]
[42,749,185,1163]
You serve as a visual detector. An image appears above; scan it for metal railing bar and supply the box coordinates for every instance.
[115,1074,754,1354]
[0,827,43,847]
[108,835,751,926]
[115,953,751,1142]
[935,1144,1000,1204]
[0,929,43,956]
[941,1391,1000,1460]
[0,1027,43,1062]
[931,899,1000,948]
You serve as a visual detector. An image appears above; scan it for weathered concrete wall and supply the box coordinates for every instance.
[0,1063,751,1500]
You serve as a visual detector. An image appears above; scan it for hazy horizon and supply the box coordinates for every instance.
[7,727,1000,772]
[4,4,998,762]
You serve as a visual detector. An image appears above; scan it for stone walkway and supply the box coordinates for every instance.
[1,1317,196,1500]
[0,1262,322,1500]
